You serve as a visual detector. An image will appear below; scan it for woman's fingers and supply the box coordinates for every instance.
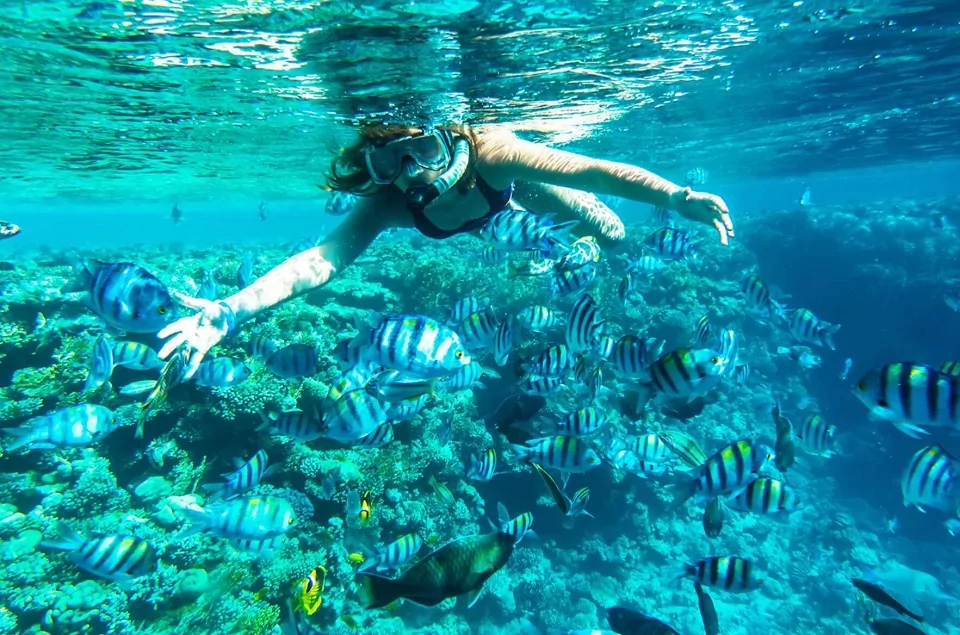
[713,218,730,246]
[157,331,189,359]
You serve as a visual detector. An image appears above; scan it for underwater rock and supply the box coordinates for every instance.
[176,568,210,602]
[134,476,173,503]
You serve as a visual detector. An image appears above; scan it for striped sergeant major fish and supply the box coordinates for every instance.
[676,555,763,593]
[644,347,729,400]
[643,228,698,261]
[726,478,802,515]
[323,388,389,443]
[4,404,118,451]
[459,307,500,351]
[80,260,180,333]
[196,270,219,301]
[516,305,563,332]
[478,208,578,253]
[795,412,837,457]
[448,297,489,324]
[493,317,515,367]
[901,444,960,513]
[194,357,253,388]
[350,313,471,379]
[467,448,497,482]
[177,496,296,541]
[565,293,604,353]
[508,436,602,473]
[675,439,775,505]
[202,449,276,500]
[266,344,319,380]
[248,334,279,362]
[496,504,535,544]
[694,314,714,348]
[553,407,608,437]
[111,340,164,371]
[257,408,324,442]
[549,263,597,298]
[518,374,567,396]
[854,362,960,438]
[610,335,663,379]
[352,422,395,448]
[740,273,787,322]
[523,344,574,379]
[628,254,666,276]
[42,521,157,582]
[84,334,114,392]
[788,308,840,350]
[359,533,423,573]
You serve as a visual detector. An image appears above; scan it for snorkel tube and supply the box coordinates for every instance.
[404,135,470,213]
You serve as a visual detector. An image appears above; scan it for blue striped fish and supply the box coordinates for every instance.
[324,389,389,442]
[645,347,729,399]
[266,344,319,379]
[644,228,698,261]
[479,208,577,252]
[727,478,802,515]
[523,344,574,378]
[554,407,608,437]
[694,315,714,347]
[248,335,278,362]
[628,255,666,276]
[518,374,567,396]
[549,264,597,297]
[194,357,252,388]
[448,297,489,324]
[4,404,117,451]
[568,487,594,518]
[237,254,255,289]
[493,318,515,367]
[740,274,786,322]
[437,362,494,393]
[901,444,960,513]
[367,370,435,403]
[353,422,395,448]
[351,313,470,379]
[81,261,179,333]
[467,448,497,482]
[480,246,508,264]
[203,449,275,500]
[509,436,602,473]
[617,274,635,306]
[677,440,775,504]
[178,496,296,541]
[84,334,113,392]
[795,413,836,457]
[517,305,563,332]
[42,522,156,582]
[565,294,604,353]
[111,341,163,371]
[854,362,960,438]
[610,335,662,379]
[459,307,500,351]
[257,409,324,442]
[384,394,431,423]
[594,335,615,361]
[788,308,840,350]
[359,533,423,573]
[678,556,762,593]
[499,510,535,544]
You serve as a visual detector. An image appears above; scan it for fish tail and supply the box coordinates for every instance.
[41,521,86,551]
[505,444,531,463]
[174,506,210,540]
[356,572,406,609]
[822,323,841,350]
[3,426,38,452]
[667,477,700,510]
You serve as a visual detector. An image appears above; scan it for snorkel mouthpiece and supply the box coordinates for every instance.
[405,137,470,213]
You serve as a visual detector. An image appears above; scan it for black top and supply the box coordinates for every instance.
[409,175,515,240]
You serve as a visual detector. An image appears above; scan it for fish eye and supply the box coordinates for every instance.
[857,382,866,391]
[455,350,464,359]
[712,356,721,364]
[158,307,166,314]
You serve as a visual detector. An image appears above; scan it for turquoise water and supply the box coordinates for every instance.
[3,1,960,634]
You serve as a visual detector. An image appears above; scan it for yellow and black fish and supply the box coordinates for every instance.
[359,490,373,527]
[293,566,326,616]
[137,346,191,438]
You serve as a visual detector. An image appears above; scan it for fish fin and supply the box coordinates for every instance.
[472,381,488,391]
[464,585,484,609]
[40,521,86,551]
[3,426,38,452]
[480,366,502,379]
[822,323,841,350]
[356,572,407,609]
[893,420,929,439]
[497,501,510,526]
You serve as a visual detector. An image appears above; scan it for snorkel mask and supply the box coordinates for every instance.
[363,129,471,213]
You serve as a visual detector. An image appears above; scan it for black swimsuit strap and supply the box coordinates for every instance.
[409,174,514,240]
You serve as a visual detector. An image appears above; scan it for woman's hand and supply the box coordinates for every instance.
[156,293,233,380]
[672,187,735,246]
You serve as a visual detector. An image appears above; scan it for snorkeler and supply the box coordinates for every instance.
[158,125,734,376]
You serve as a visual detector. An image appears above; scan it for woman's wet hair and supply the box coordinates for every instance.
[324,124,479,196]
